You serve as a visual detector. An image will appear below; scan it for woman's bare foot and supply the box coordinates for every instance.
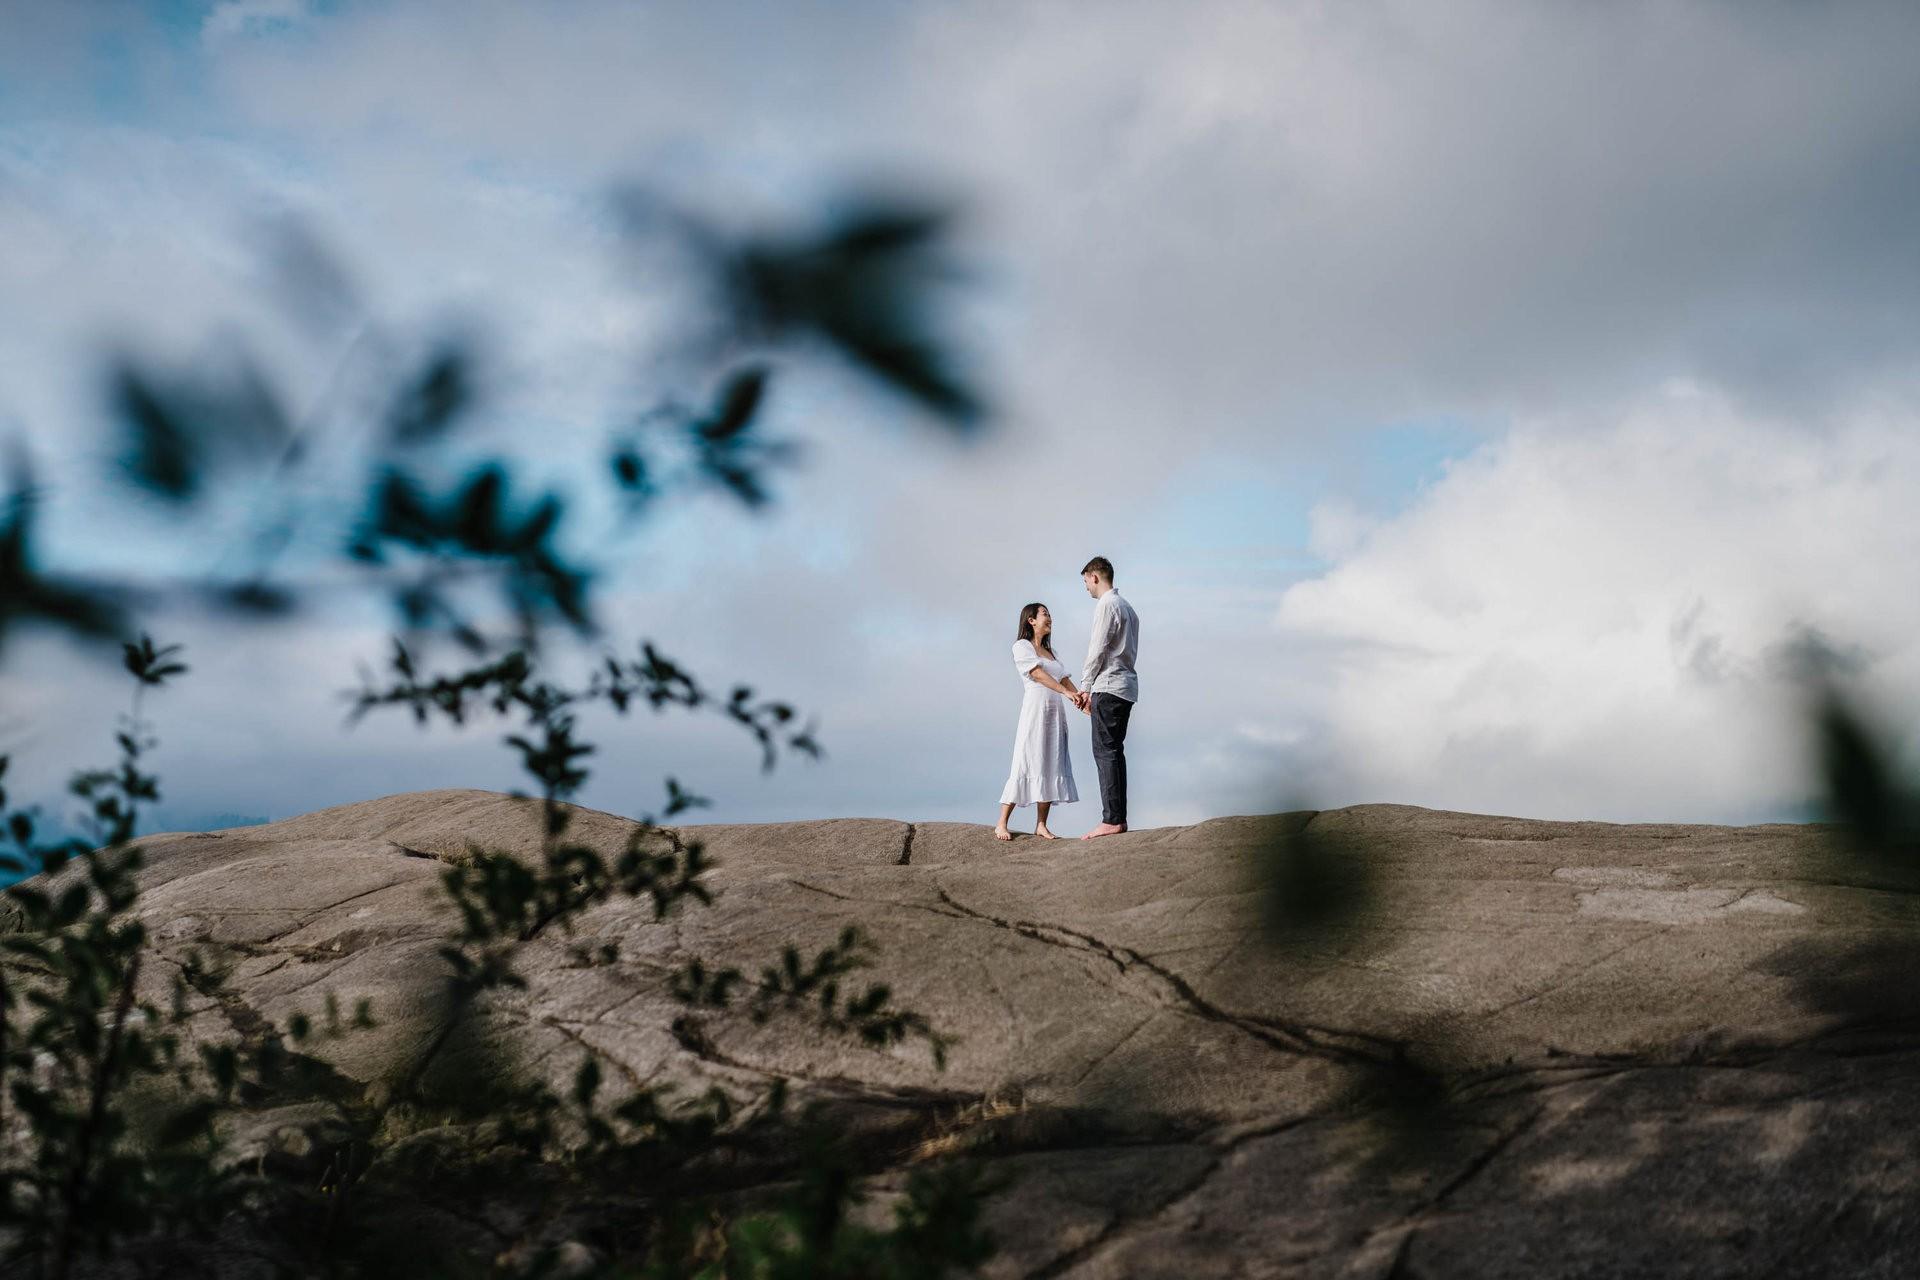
[993,826,1014,841]
[1034,825,1059,840]
[1081,822,1127,840]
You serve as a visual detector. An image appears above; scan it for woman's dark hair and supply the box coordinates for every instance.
[1017,602,1055,657]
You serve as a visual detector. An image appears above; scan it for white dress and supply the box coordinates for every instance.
[999,639,1079,807]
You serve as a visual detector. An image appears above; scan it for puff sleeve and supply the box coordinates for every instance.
[1012,639,1041,677]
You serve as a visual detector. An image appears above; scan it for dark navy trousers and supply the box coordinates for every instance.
[1090,693,1134,826]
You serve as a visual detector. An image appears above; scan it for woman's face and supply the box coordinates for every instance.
[1031,606,1051,637]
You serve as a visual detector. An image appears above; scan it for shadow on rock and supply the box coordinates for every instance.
[1759,934,1920,1030]
[1247,807,1379,954]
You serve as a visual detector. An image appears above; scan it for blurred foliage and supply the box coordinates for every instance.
[0,183,994,1276]
[619,190,986,432]
[1,633,982,1278]
[0,639,376,1279]
[671,923,952,1070]
[0,449,128,651]
[646,1125,1001,1280]
[1756,661,1920,1033]
[1812,683,1920,869]
[721,200,985,429]
[338,633,943,1087]
[0,189,982,661]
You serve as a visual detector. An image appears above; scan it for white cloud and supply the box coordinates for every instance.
[202,0,312,47]
[6,1,1920,831]
[190,0,1920,430]
[1276,383,1920,821]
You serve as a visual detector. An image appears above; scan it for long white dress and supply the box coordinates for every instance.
[999,639,1079,807]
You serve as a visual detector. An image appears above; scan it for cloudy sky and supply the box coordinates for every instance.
[3,0,1919,835]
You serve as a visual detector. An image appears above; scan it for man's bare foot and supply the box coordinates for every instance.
[1081,822,1127,840]
[1034,825,1059,840]
[993,826,1014,841]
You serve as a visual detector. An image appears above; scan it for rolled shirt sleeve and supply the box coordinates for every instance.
[1082,595,1118,691]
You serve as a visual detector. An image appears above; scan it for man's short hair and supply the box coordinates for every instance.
[1081,556,1114,583]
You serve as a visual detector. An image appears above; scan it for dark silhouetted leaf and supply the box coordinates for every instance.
[698,366,768,442]
[0,453,126,654]
[1821,696,1899,847]
[1812,684,1920,869]
[387,346,473,445]
[114,367,199,499]
[217,581,297,615]
[828,204,952,255]
[123,634,188,686]
[611,447,647,491]
[112,354,291,502]
[720,197,985,429]
[454,466,505,551]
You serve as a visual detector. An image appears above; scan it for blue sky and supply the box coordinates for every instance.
[5,0,1920,839]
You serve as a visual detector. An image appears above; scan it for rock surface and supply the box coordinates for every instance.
[77,791,1920,1274]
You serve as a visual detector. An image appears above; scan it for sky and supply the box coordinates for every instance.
[3,0,1920,837]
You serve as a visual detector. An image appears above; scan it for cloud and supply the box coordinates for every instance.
[202,0,313,47]
[5,1,1920,831]
[190,0,1920,428]
[1276,382,1920,822]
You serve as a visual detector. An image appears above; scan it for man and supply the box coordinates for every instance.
[1073,556,1139,839]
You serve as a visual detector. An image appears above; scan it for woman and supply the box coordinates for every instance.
[995,602,1083,840]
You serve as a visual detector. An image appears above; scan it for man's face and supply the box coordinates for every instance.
[1083,572,1101,597]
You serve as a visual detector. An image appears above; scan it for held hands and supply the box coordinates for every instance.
[1071,690,1091,713]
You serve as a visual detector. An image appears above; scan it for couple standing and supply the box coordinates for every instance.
[995,556,1140,842]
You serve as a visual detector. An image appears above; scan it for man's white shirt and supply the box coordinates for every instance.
[1081,590,1140,702]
